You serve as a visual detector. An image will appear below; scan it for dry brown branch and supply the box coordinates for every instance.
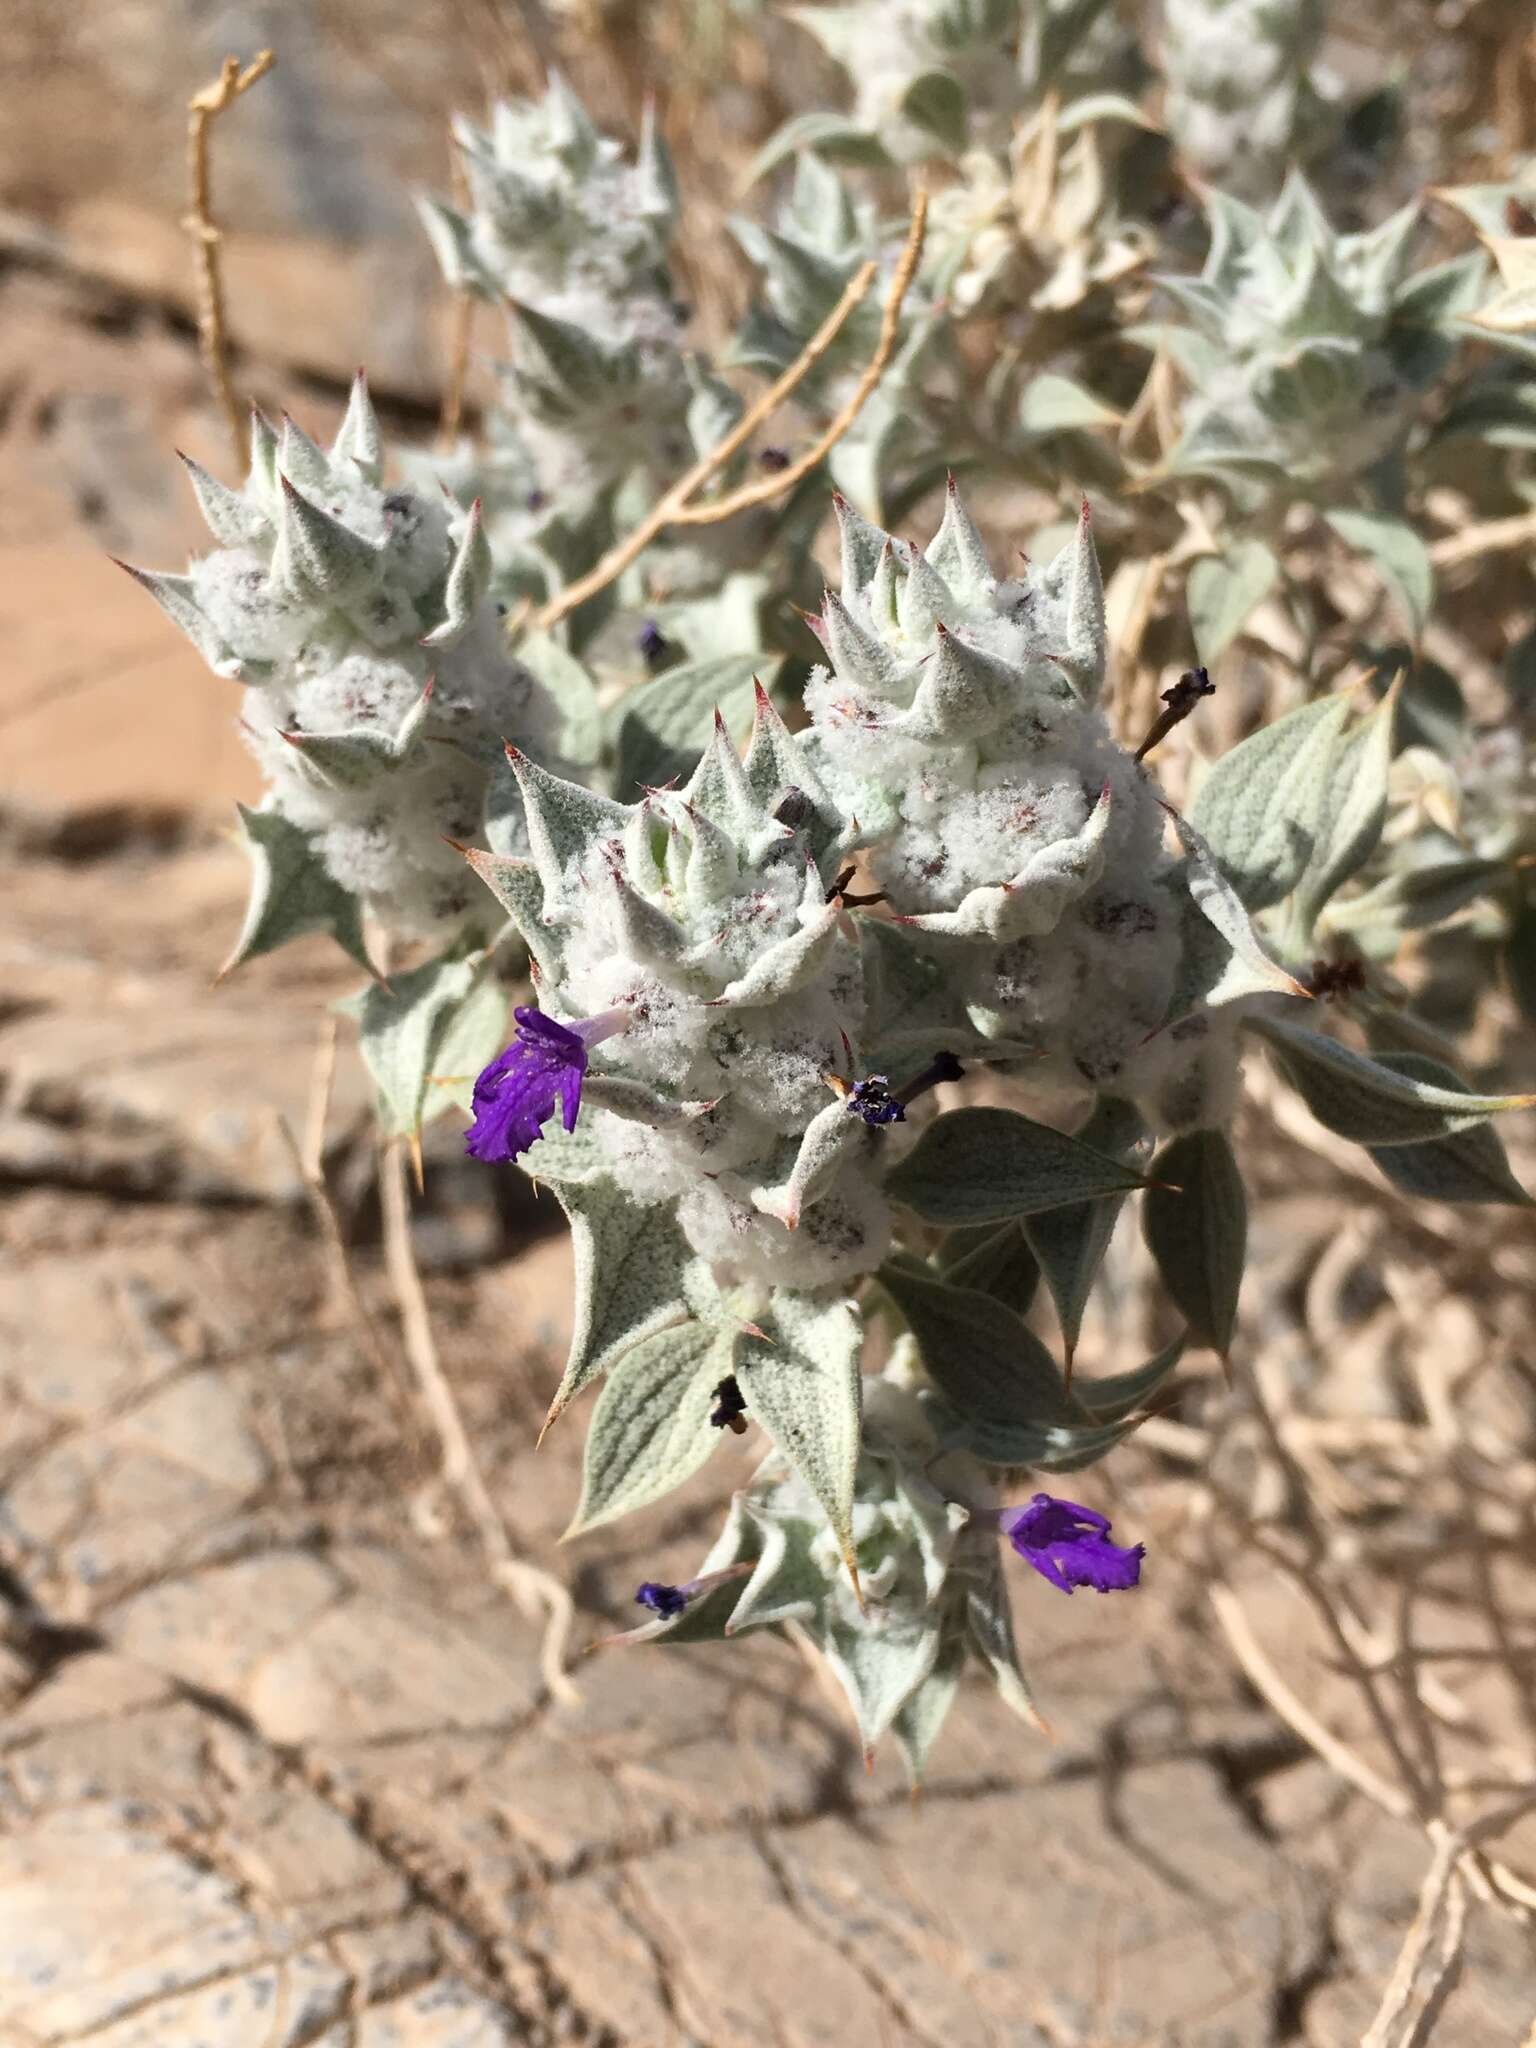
[1209,1581,1417,1820]
[531,192,928,633]
[1361,1832,1467,2048]
[671,194,930,531]
[379,1137,580,1705]
[184,49,275,468]
[272,1112,418,1445]
[1428,503,1536,570]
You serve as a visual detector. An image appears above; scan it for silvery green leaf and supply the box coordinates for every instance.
[567,1322,736,1534]
[1391,657,1466,755]
[1362,1054,1533,1206]
[824,1605,944,1759]
[1018,373,1121,436]
[423,498,492,646]
[752,1099,870,1228]
[1290,683,1398,936]
[282,682,433,788]
[1325,510,1433,638]
[425,961,509,1121]
[1249,1015,1536,1144]
[717,904,845,1009]
[1395,249,1490,330]
[964,1543,1044,1732]
[119,562,245,679]
[505,751,630,896]
[611,655,761,799]
[1023,1415,1147,1471]
[661,574,772,668]
[877,1263,1076,1448]
[892,1625,965,1786]
[224,804,374,978]
[860,918,977,1065]
[1168,812,1309,997]
[885,1107,1145,1225]
[460,850,562,981]
[1187,540,1281,665]
[935,1222,1040,1316]
[517,630,604,770]
[743,112,893,187]
[1072,1330,1188,1424]
[1142,1130,1246,1357]
[414,193,478,291]
[521,1120,607,1186]
[508,300,625,405]
[1324,855,1506,945]
[272,477,378,603]
[1430,373,1536,450]
[736,1292,864,1563]
[331,369,384,482]
[1022,1099,1142,1364]
[179,452,270,547]
[899,69,967,154]
[685,363,744,460]
[543,1183,706,1431]
[722,1507,825,1634]
[1051,89,1159,134]
[338,944,487,1138]
[1189,694,1351,911]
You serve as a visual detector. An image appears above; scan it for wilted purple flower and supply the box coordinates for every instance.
[637,620,669,665]
[464,1006,626,1163]
[635,1580,689,1618]
[758,445,791,472]
[847,1075,905,1126]
[997,1493,1144,1596]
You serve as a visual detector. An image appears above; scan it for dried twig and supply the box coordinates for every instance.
[379,1137,579,1705]
[669,191,930,530]
[273,1112,418,1442]
[532,192,928,632]
[1209,1581,1416,1819]
[184,50,275,468]
[1361,1831,1466,2048]
[1428,503,1536,571]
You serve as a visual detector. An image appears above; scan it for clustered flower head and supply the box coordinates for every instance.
[615,1376,1145,1773]
[1153,174,1474,504]
[1161,0,1326,201]
[798,485,1247,1129]
[124,381,558,943]
[462,691,902,1289]
[786,0,1026,164]
[417,79,697,606]
[465,482,1266,1304]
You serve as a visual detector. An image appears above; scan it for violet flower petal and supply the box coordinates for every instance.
[1000,1492,1144,1597]
[464,1005,590,1163]
[635,1580,689,1619]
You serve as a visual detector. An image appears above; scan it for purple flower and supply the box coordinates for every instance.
[847,1075,906,1126]
[637,620,669,666]
[635,1580,689,1618]
[464,1006,625,1163]
[998,1493,1144,1596]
